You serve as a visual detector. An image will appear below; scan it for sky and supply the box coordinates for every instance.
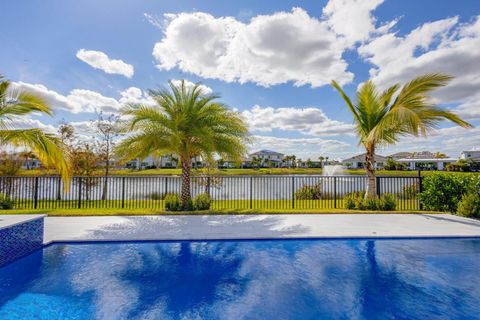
[1,0,479,160]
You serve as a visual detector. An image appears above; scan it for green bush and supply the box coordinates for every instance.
[457,192,480,218]
[0,193,14,209]
[193,193,211,210]
[418,173,480,212]
[343,192,396,211]
[379,193,397,211]
[401,183,418,199]
[164,193,181,211]
[148,192,165,200]
[295,183,322,200]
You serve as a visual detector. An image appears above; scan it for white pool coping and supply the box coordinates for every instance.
[43,214,480,244]
[0,214,46,231]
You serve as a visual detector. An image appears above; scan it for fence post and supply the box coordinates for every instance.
[33,177,39,209]
[77,178,82,209]
[376,176,381,197]
[418,171,423,210]
[249,176,253,209]
[121,177,126,209]
[333,176,337,209]
[291,176,295,209]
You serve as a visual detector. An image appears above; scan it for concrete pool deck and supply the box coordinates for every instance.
[43,214,480,243]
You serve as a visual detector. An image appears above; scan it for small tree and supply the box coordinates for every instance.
[71,143,100,200]
[93,112,122,200]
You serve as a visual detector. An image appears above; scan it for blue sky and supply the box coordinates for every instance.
[1,0,479,160]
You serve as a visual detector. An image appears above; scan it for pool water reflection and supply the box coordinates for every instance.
[0,238,479,319]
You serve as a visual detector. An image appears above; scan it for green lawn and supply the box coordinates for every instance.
[0,207,438,216]
[15,167,468,177]
[9,198,421,211]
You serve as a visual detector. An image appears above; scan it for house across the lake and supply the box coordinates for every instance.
[248,150,285,167]
[460,150,480,162]
[341,153,387,169]
[391,151,456,170]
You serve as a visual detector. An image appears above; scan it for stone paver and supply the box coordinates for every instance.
[44,214,480,243]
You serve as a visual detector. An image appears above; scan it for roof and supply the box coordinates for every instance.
[250,150,284,156]
[396,158,457,163]
[388,152,412,159]
[342,153,387,162]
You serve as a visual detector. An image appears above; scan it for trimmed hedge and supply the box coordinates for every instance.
[418,173,480,213]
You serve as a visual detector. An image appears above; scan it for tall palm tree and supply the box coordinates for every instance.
[116,80,250,208]
[332,73,472,197]
[0,75,71,181]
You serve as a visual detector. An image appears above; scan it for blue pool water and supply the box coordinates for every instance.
[1,238,479,320]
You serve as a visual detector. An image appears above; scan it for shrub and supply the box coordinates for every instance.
[295,183,322,200]
[193,193,211,210]
[148,192,165,200]
[418,173,480,212]
[164,193,181,211]
[0,193,14,209]
[401,183,418,200]
[457,192,480,218]
[379,193,397,211]
[343,192,396,211]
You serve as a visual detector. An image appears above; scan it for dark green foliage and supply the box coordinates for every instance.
[343,191,396,211]
[0,193,14,209]
[418,173,480,212]
[401,183,418,199]
[379,193,397,211]
[457,192,480,218]
[164,193,181,211]
[148,192,165,200]
[193,193,211,210]
[295,183,322,200]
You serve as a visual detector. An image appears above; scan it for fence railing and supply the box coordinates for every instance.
[0,175,423,210]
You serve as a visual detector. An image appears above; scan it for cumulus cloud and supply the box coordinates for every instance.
[242,105,354,136]
[153,8,355,87]
[11,81,121,114]
[323,0,391,47]
[358,15,480,114]
[251,135,350,158]
[9,117,57,133]
[170,79,213,94]
[76,49,134,78]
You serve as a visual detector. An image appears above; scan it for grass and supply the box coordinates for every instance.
[9,199,422,211]
[14,167,456,177]
[0,207,440,216]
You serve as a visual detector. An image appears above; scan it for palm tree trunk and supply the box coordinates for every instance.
[365,146,376,198]
[180,156,191,208]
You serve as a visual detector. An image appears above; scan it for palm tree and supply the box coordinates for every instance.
[332,73,472,197]
[0,75,71,181]
[116,80,250,208]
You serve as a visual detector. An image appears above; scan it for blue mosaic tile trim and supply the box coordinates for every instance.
[0,218,44,267]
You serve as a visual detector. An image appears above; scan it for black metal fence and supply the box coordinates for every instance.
[0,175,423,210]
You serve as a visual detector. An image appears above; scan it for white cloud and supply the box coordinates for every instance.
[358,16,480,109]
[11,81,121,114]
[242,105,354,136]
[170,79,213,94]
[323,0,390,47]
[153,8,354,87]
[9,117,57,133]
[76,49,134,78]
[251,135,350,159]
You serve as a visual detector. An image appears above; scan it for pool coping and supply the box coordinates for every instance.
[0,214,46,231]
[42,214,480,245]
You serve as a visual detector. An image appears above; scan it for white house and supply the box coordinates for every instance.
[394,151,456,170]
[460,150,480,162]
[248,150,285,167]
[341,153,387,169]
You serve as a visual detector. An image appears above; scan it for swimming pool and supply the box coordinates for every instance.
[1,238,479,319]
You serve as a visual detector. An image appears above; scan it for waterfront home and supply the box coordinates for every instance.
[394,151,456,170]
[341,153,387,169]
